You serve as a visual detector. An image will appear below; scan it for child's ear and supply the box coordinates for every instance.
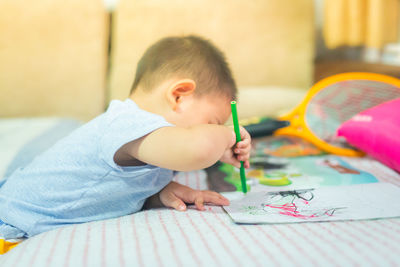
[166,79,196,111]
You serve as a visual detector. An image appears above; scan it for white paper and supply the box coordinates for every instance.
[224,183,400,224]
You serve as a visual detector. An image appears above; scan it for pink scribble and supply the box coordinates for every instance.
[265,203,316,219]
[264,201,335,219]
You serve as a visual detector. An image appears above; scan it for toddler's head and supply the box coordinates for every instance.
[130,35,237,126]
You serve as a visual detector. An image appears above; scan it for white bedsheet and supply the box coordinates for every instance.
[1,118,400,267]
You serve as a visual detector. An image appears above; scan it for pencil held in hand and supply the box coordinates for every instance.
[230,101,247,193]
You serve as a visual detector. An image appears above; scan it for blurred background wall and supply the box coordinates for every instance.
[0,0,108,120]
[0,0,399,120]
[108,0,314,101]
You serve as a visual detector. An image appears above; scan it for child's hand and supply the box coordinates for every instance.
[220,126,251,169]
[159,181,230,211]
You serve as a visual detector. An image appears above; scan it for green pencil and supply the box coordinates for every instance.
[230,101,247,193]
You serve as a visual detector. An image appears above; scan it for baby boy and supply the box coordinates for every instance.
[0,35,251,240]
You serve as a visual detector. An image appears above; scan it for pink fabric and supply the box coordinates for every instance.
[337,98,400,172]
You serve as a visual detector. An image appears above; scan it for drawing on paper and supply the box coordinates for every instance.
[224,183,400,224]
[242,189,346,219]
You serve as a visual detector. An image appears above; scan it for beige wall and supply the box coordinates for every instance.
[0,0,314,119]
[0,0,108,120]
[109,0,315,101]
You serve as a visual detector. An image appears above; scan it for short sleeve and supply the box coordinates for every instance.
[99,101,173,169]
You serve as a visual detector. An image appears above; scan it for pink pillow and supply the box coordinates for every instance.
[337,98,400,172]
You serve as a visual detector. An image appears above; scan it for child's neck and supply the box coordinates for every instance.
[129,89,167,117]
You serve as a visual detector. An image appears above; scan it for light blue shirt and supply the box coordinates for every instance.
[0,99,173,238]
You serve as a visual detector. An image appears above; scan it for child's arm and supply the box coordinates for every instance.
[117,124,236,171]
[144,181,230,211]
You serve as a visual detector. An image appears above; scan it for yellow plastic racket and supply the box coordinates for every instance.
[274,72,400,156]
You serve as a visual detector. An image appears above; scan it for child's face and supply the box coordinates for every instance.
[169,94,232,127]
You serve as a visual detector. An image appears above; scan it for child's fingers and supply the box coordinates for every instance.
[194,195,205,211]
[205,190,228,200]
[233,148,250,162]
[237,154,250,162]
[239,126,251,140]
[228,155,244,167]
[194,191,229,210]
[235,140,251,158]
[231,158,241,168]
[236,138,251,149]
[161,193,187,211]
[244,160,250,169]
[202,191,230,206]
[234,145,251,156]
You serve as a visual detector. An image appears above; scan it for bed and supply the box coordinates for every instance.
[1,118,400,266]
[1,0,400,266]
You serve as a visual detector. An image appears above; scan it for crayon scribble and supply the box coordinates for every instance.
[243,189,345,219]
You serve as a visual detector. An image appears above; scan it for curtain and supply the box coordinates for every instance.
[323,0,399,49]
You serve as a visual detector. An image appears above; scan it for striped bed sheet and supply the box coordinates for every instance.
[1,118,400,266]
